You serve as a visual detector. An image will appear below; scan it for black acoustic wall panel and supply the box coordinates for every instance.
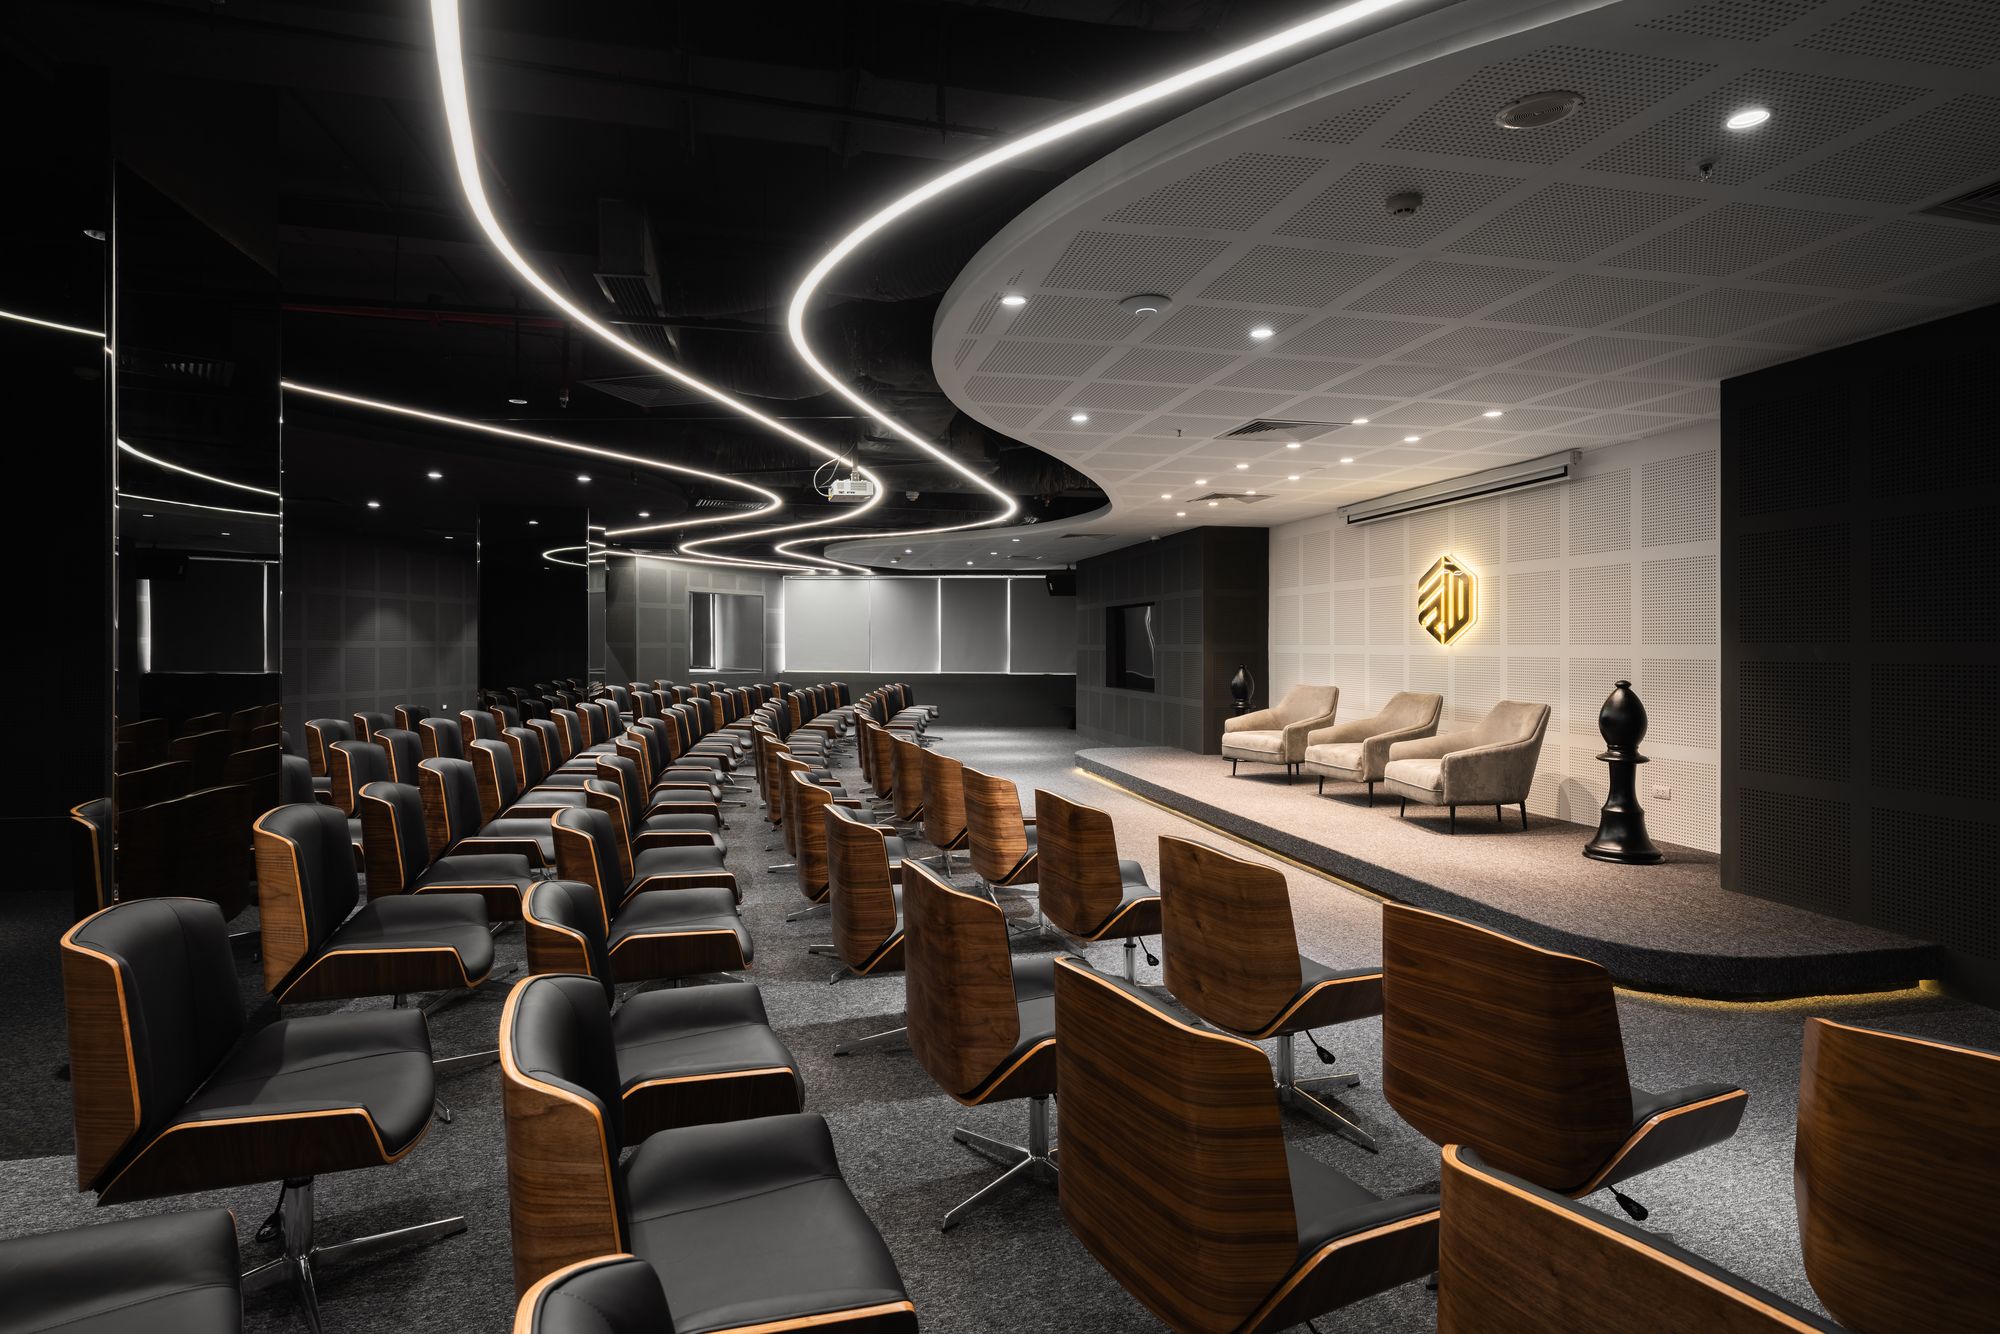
[1075,528,1267,753]
[1722,302,2000,997]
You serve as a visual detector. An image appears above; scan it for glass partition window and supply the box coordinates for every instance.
[691,591,765,672]
[1107,602,1157,692]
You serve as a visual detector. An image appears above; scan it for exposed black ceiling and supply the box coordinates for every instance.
[6,0,1356,567]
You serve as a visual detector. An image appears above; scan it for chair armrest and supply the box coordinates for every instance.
[1438,736,1546,804]
[1307,715,1382,747]
[1388,730,1470,763]
[1280,712,1339,760]
[635,830,719,851]
[1360,721,1441,777]
[1225,707,1279,733]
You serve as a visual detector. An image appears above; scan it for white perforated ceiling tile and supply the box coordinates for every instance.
[895,0,2000,572]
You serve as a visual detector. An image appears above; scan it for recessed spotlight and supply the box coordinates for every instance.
[637,510,651,518]
[965,560,973,566]
[1160,492,1172,499]
[427,469,444,479]
[989,551,998,556]
[220,531,231,537]
[445,535,454,541]
[576,474,591,483]
[366,500,381,509]
[904,548,912,554]
[890,558,899,563]
[1000,294,1027,307]
[1352,417,1369,425]
[1725,107,1771,130]
[1245,489,1257,495]
[1287,474,1301,481]
[528,519,540,526]
[1340,457,1354,464]
[1195,478,1208,485]
[1235,463,1251,471]
[506,396,528,406]
[1010,537,1021,542]
[1208,500,1219,507]
[1175,510,1187,517]
[1070,412,1089,423]
[1404,435,1421,442]
[1121,294,1170,316]
[1249,326,1275,340]
[1285,441,1301,449]
[1483,409,1504,418]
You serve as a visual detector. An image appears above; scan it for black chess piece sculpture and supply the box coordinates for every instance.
[1584,680,1663,864]
[1230,666,1256,716]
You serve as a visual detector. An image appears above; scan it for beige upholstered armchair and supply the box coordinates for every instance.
[1381,700,1550,834]
[1302,692,1444,804]
[1220,684,1338,783]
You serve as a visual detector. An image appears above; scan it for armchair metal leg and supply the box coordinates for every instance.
[1317,776,1324,795]
[943,1095,1058,1231]
[1230,759,1238,776]
[1123,937,1137,981]
[834,1024,907,1056]
[786,901,828,922]
[1273,1038,1378,1153]
[1449,804,1456,834]
[767,862,797,873]
[1368,781,1376,807]
[1520,801,1528,830]
[241,1177,466,1334]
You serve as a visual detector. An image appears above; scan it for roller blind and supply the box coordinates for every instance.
[1009,578,1077,673]
[869,578,941,672]
[781,578,870,670]
[940,578,1009,672]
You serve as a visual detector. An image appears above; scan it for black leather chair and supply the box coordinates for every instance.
[520,880,796,1141]
[901,859,1058,1230]
[419,755,560,869]
[419,715,466,761]
[548,807,747,942]
[303,717,352,778]
[357,778,539,916]
[393,704,431,730]
[1034,788,1160,981]
[1053,957,1437,1334]
[470,738,592,823]
[1160,835,1383,1151]
[351,709,393,743]
[252,802,493,1005]
[1438,1144,1840,1332]
[374,726,427,785]
[589,753,724,846]
[0,1209,243,1334]
[60,898,464,1330]
[550,796,736,908]
[500,974,915,1331]
[516,1256,670,1334]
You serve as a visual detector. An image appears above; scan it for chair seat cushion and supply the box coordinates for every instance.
[327,894,496,984]
[1284,954,1386,1031]
[1304,742,1365,777]
[416,852,536,889]
[964,956,1058,1102]
[1222,730,1284,760]
[1383,757,1443,795]
[613,887,752,965]
[479,817,557,861]
[883,834,907,867]
[0,1208,241,1334]
[179,1007,435,1154]
[613,983,799,1094]
[1287,1145,1436,1260]
[1602,1082,1749,1190]
[633,843,730,879]
[622,1113,909,1334]
[512,787,590,810]
[640,811,723,837]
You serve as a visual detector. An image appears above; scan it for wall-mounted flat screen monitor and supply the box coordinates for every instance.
[1107,602,1156,692]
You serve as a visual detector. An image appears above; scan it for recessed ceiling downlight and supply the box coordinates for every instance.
[1726,107,1772,130]
[1000,294,1027,307]
[1070,412,1090,423]
[1494,90,1584,131]
[1248,325,1275,340]
[1121,294,1172,317]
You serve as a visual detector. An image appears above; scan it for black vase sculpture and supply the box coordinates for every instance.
[1230,666,1256,716]
[1584,680,1663,864]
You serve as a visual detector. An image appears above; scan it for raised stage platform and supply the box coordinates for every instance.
[1078,746,1941,999]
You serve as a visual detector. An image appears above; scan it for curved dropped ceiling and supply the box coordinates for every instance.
[784,0,1424,570]
[427,0,877,574]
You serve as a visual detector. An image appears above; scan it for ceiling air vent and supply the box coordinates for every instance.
[1919,178,2000,227]
[1220,418,1349,441]
[1186,491,1271,505]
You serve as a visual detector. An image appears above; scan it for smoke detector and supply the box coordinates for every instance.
[1384,190,1423,217]
[1120,293,1172,317]
[1494,90,1584,130]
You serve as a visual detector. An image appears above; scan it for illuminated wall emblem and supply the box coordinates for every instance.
[1417,553,1477,645]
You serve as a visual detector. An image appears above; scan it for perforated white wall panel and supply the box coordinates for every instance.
[1268,424,1720,850]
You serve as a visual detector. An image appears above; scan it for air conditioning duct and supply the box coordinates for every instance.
[1338,450,1579,526]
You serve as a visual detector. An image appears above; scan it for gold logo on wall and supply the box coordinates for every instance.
[1417,553,1477,646]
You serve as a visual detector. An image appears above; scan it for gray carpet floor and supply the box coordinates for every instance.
[3,726,1998,1333]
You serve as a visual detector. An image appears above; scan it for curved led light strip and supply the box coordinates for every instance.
[118,438,280,498]
[426,0,877,574]
[119,491,279,519]
[1,307,104,338]
[781,0,1414,566]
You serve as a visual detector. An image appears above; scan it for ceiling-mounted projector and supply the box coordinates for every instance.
[827,477,876,502]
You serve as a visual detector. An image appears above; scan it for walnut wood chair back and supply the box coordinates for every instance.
[461,709,502,743]
[1796,1018,2000,1334]
[420,716,465,761]
[789,768,844,903]
[890,734,926,822]
[393,704,431,731]
[867,723,898,800]
[116,761,193,809]
[168,729,231,789]
[1034,789,1125,938]
[1051,956,1298,1333]
[70,798,113,916]
[901,859,1022,1101]
[117,717,171,770]
[252,802,363,994]
[520,877,615,998]
[375,728,426,786]
[350,711,393,743]
[963,766,1033,886]
[921,748,969,854]
[60,898,247,1197]
[328,739,390,816]
[117,786,253,920]
[499,972,629,1296]
[1438,1144,1837,1334]
[1381,902,1631,1192]
[826,803,900,971]
[221,743,282,819]
[1157,835,1306,1035]
[357,779,434,898]
[303,718,352,777]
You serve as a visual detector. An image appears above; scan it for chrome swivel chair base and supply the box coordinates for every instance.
[1274,1039,1378,1152]
[787,901,829,923]
[944,1095,1058,1231]
[242,1177,465,1334]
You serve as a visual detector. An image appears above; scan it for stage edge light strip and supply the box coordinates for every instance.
[780,0,1415,566]
[426,0,874,573]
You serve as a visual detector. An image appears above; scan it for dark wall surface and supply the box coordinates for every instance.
[1722,303,2000,1000]
[1075,528,1268,754]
